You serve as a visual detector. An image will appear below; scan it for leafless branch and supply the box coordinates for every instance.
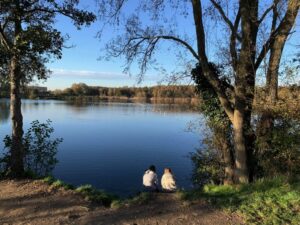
[255,0,299,70]
[230,6,241,71]
[258,2,276,24]
[210,0,242,41]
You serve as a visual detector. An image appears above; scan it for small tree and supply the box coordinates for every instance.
[0,0,96,177]
[1,120,63,177]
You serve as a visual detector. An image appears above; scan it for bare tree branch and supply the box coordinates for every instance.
[258,1,277,25]
[230,6,241,71]
[255,0,299,70]
[210,0,242,41]
[151,35,199,61]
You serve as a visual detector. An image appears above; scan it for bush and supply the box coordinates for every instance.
[0,120,62,177]
[255,116,300,178]
[190,147,225,187]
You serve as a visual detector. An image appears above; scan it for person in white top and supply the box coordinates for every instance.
[161,168,177,192]
[143,165,159,191]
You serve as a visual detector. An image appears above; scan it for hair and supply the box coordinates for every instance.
[164,168,172,174]
[149,165,156,172]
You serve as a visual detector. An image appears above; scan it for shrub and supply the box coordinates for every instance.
[190,147,225,187]
[0,120,62,177]
[255,117,300,178]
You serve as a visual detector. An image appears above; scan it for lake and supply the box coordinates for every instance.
[0,99,203,196]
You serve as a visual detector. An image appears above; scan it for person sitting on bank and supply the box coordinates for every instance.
[161,168,177,192]
[143,165,159,192]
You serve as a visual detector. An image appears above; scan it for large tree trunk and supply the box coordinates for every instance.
[232,110,249,183]
[231,0,258,184]
[212,124,234,185]
[219,131,234,185]
[9,53,24,177]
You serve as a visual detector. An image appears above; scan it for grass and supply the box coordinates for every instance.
[41,176,152,208]
[179,176,300,225]
[42,176,118,207]
[110,192,152,209]
[75,184,119,207]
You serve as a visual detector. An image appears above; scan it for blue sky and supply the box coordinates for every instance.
[37,0,193,90]
[34,0,300,90]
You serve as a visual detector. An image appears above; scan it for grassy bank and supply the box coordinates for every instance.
[179,177,300,224]
[42,176,152,208]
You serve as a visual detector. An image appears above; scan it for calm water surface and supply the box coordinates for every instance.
[0,99,203,196]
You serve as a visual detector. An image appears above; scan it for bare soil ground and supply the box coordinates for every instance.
[0,180,243,225]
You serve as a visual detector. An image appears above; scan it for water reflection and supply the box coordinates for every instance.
[63,99,197,115]
[0,99,201,196]
[0,99,10,124]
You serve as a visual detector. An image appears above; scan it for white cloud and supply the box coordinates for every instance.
[50,68,134,80]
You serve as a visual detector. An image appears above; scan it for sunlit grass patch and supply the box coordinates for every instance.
[41,176,153,208]
[126,192,152,205]
[42,175,56,184]
[75,184,119,207]
[179,176,300,224]
[110,192,152,209]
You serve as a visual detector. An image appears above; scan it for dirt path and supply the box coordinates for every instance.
[0,180,242,225]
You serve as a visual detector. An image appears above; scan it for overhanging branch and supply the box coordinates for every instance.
[154,35,199,61]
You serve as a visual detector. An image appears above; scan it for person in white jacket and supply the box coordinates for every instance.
[143,165,159,191]
[161,168,177,192]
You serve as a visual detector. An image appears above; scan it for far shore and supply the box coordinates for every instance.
[1,95,300,118]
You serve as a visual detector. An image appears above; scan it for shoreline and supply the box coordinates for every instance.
[1,96,299,118]
[1,176,298,224]
[0,178,242,225]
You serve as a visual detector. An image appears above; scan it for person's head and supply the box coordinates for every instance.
[149,165,156,172]
[164,168,172,174]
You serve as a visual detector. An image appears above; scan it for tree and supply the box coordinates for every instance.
[192,64,235,185]
[102,0,299,183]
[71,83,90,96]
[259,0,299,104]
[0,0,95,177]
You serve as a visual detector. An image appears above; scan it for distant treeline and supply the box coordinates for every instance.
[1,82,299,105]
[51,83,197,99]
[0,83,48,99]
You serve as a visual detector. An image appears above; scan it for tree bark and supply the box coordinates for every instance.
[217,129,234,185]
[232,110,249,183]
[266,0,299,104]
[9,53,24,177]
[9,1,24,177]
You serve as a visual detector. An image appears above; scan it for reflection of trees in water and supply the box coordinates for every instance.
[0,100,10,123]
[63,98,197,115]
[22,100,50,113]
